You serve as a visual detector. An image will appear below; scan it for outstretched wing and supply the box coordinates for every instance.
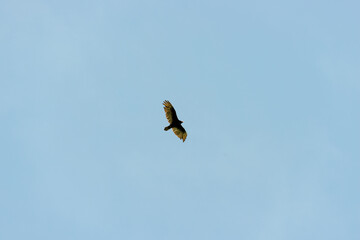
[163,100,179,124]
[172,125,187,142]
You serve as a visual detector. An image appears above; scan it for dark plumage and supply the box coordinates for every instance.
[163,100,187,142]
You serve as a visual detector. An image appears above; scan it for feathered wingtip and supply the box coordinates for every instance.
[182,132,187,142]
[163,100,172,108]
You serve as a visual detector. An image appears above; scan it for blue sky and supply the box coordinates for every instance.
[1,0,359,239]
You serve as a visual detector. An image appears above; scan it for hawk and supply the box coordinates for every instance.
[163,100,187,142]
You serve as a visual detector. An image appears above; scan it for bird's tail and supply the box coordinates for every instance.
[164,126,171,131]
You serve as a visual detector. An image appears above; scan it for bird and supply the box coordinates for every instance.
[163,100,187,142]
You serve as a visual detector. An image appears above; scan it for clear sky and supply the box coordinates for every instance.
[1,0,359,239]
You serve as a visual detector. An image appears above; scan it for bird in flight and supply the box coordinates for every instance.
[163,100,187,142]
